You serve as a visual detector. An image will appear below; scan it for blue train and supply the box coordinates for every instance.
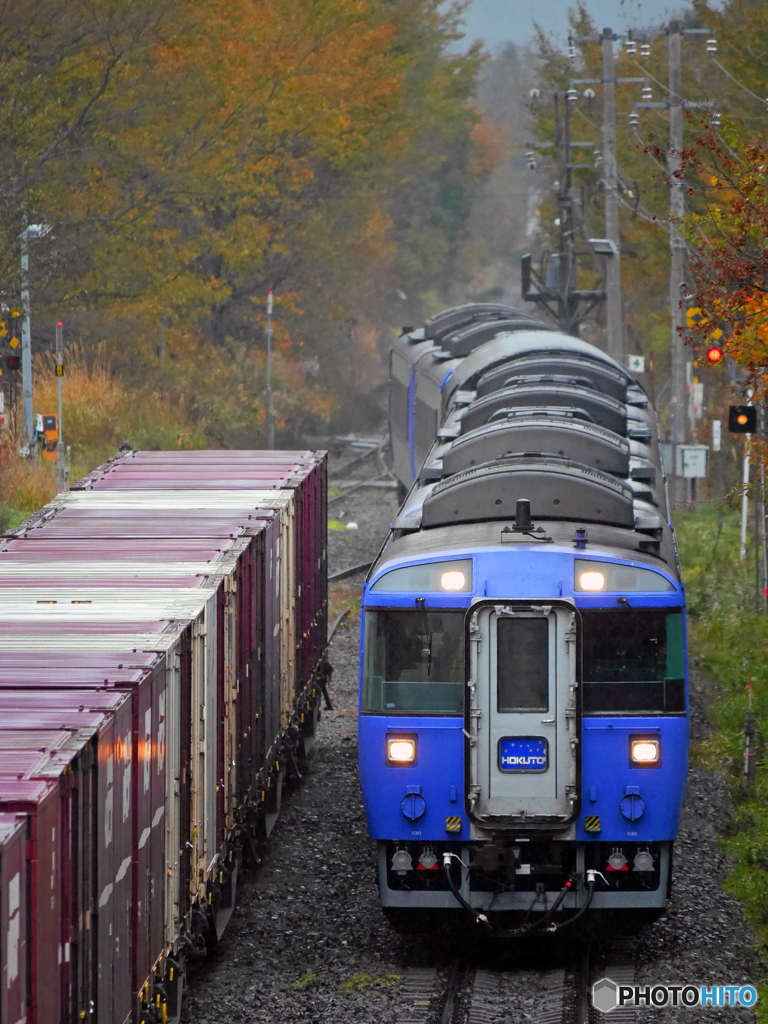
[357,303,687,932]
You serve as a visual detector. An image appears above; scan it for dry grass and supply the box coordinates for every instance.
[0,344,202,527]
[0,452,57,528]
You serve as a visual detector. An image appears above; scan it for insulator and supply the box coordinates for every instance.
[625,39,637,55]
[584,87,596,100]
[566,88,578,102]
[640,43,651,58]
[711,112,721,127]
[706,38,717,53]
[568,44,577,62]
[529,87,541,100]
[641,85,652,101]
[629,111,640,127]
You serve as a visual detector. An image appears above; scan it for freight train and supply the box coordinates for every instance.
[358,303,687,931]
[0,450,328,1023]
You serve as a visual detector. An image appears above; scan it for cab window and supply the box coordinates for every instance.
[362,609,464,715]
[581,609,685,714]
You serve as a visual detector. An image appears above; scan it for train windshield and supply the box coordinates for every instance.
[581,608,685,714]
[362,609,465,714]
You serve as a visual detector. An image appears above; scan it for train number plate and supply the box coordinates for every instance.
[498,737,548,773]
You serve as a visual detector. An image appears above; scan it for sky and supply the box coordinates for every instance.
[451,0,724,51]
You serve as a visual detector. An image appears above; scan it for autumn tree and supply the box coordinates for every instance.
[0,0,490,446]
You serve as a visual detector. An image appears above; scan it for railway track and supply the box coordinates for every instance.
[390,941,638,1024]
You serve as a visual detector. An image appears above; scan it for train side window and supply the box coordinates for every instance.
[361,609,465,715]
[497,618,549,712]
[581,609,685,714]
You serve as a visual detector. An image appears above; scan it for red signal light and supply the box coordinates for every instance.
[706,346,723,363]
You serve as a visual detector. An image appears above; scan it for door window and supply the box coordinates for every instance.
[497,617,549,712]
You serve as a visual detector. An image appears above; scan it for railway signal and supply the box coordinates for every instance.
[705,344,723,364]
[729,405,756,433]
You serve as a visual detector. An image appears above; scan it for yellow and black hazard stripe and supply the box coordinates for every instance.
[445,816,462,833]
[584,815,602,833]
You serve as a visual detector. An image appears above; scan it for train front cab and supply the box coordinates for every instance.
[358,547,688,924]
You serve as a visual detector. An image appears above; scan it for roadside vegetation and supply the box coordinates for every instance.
[676,503,768,981]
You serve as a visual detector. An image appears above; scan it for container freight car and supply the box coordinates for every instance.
[0,449,328,1024]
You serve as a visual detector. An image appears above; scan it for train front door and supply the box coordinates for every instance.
[467,602,579,827]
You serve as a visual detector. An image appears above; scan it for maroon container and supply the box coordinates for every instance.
[0,779,61,1024]
[0,810,27,1024]
[0,709,133,1024]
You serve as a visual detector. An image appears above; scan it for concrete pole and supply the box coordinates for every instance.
[602,28,624,363]
[56,322,66,491]
[740,441,750,562]
[555,94,576,335]
[266,289,274,450]
[20,233,35,459]
[668,20,688,505]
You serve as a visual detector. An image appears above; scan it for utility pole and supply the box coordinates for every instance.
[55,322,66,491]
[668,20,688,506]
[20,231,35,460]
[555,94,575,335]
[602,28,624,363]
[265,289,274,450]
[523,88,609,333]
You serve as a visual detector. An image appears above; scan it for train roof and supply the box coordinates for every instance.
[385,305,676,576]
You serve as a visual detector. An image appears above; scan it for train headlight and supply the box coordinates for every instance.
[387,736,417,764]
[630,738,660,765]
[579,570,605,591]
[441,570,465,591]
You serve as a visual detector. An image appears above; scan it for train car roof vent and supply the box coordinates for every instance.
[503,373,595,391]
[437,424,462,440]
[634,512,664,556]
[392,514,422,531]
[404,328,426,343]
[461,384,627,437]
[424,303,537,341]
[627,427,652,443]
[422,457,635,529]
[489,406,595,423]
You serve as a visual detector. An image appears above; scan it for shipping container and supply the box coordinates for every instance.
[0,810,27,1024]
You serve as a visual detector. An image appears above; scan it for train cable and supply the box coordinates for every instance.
[442,852,597,937]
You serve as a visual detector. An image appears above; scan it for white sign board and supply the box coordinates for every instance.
[692,382,704,419]
[712,419,722,452]
[626,354,645,373]
[676,444,709,479]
